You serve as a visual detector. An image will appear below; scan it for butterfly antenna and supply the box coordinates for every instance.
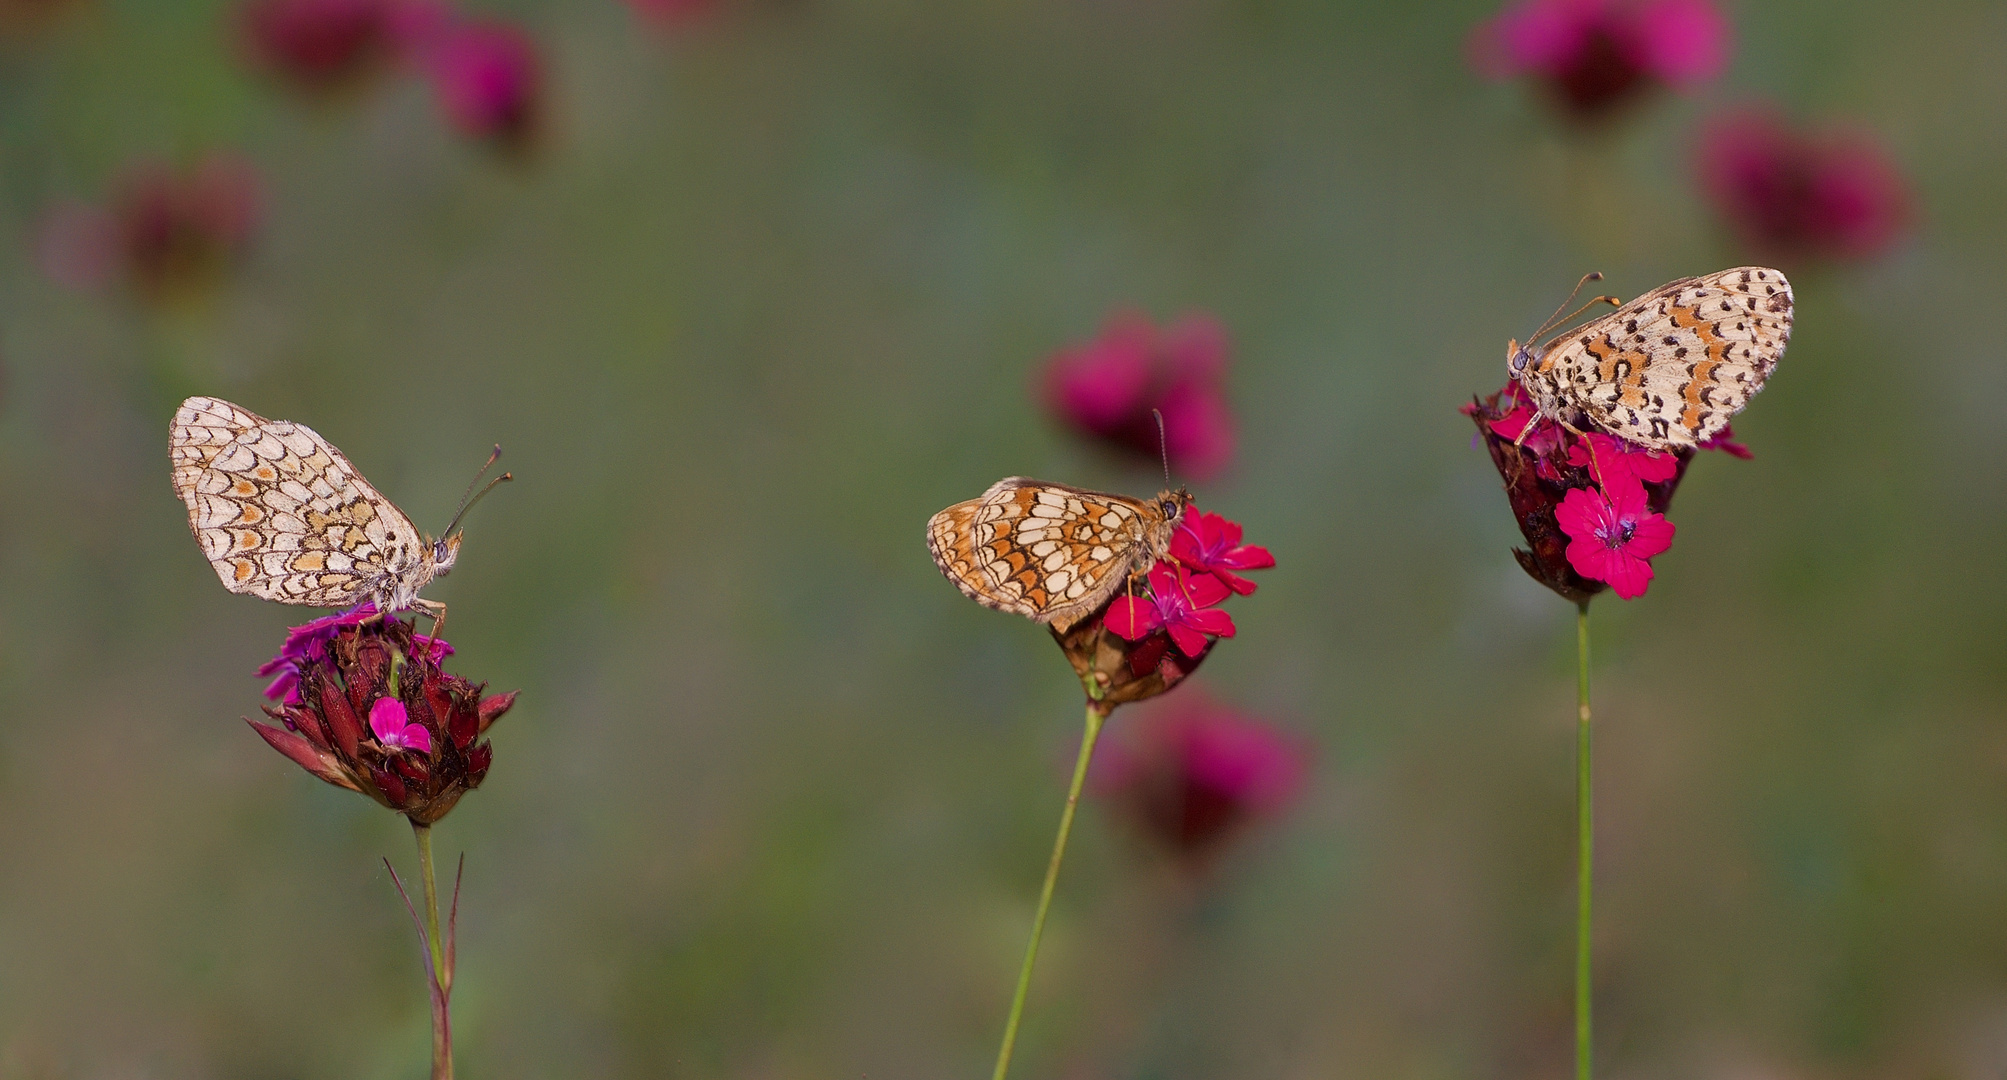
[1152,408,1171,486]
[1526,272,1612,345]
[1537,294,1625,349]
[442,446,512,537]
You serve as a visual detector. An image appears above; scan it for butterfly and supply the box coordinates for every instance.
[927,477,1190,633]
[1507,266,1793,451]
[169,396,505,621]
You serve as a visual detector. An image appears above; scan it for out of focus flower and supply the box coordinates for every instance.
[1555,480,1673,599]
[37,155,262,301]
[1470,0,1730,121]
[1699,108,1910,262]
[1464,384,1739,602]
[1040,312,1236,482]
[1090,690,1309,864]
[421,16,541,144]
[240,0,395,90]
[249,611,515,824]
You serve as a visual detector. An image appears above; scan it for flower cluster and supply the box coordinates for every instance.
[36,155,262,301]
[236,0,542,147]
[1040,311,1236,483]
[1053,508,1273,707]
[1469,0,1730,121]
[1464,385,1747,602]
[1089,690,1309,867]
[249,607,516,824]
[1699,107,1910,263]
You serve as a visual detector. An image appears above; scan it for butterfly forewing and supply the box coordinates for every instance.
[927,477,1183,633]
[170,396,434,608]
[1525,266,1792,450]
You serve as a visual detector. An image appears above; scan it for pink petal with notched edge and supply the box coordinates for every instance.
[1104,596,1161,641]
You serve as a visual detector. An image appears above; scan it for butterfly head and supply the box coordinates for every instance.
[432,533,463,576]
[1155,487,1193,525]
[1506,338,1537,379]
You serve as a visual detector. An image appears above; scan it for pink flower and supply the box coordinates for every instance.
[1104,563,1236,658]
[1169,507,1275,596]
[1699,108,1910,263]
[424,18,541,142]
[1566,431,1678,494]
[1555,482,1674,600]
[239,0,393,89]
[370,697,434,754]
[1040,311,1236,482]
[39,155,262,301]
[1090,690,1309,862]
[1469,0,1731,120]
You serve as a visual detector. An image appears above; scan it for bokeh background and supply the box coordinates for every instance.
[1,1,2004,1077]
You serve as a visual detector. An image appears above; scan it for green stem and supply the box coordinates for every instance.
[992,702,1108,1080]
[1575,601,1593,1080]
[412,821,453,1080]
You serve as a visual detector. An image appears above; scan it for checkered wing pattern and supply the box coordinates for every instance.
[1522,266,1793,450]
[170,396,433,608]
[927,477,1186,633]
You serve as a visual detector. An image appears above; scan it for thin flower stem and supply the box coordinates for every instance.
[992,702,1108,1080]
[1575,601,1593,1080]
[412,821,454,1080]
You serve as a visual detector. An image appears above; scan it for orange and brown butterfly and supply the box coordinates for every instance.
[927,478,1190,633]
[1507,266,1793,452]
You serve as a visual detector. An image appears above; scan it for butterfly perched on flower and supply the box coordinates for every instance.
[169,396,505,618]
[927,478,1191,633]
[1507,266,1793,451]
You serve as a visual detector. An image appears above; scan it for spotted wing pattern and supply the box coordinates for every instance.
[1525,266,1793,450]
[927,477,1183,633]
[169,396,432,607]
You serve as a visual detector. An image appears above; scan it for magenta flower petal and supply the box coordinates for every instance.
[369,697,410,741]
[1556,484,1675,600]
[1104,595,1161,641]
[1170,508,1276,595]
[1631,0,1729,86]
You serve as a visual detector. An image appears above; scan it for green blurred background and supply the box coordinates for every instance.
[2,1,2004,1077]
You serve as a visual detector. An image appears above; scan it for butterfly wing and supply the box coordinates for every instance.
[927,477,1157,633]
[175,400,429,606]
[171,396,267,504]
[1534,267,1793,450]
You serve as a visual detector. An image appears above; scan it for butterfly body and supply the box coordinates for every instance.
[927,477,1189,633]
[1508,266,1793,451]
[170,396,460,612]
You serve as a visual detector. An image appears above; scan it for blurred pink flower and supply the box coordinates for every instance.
[1169,506,1275,596]
[423,17,541,143]
[1470,0,1730,120]
[39,155,262,300]
[1090,691,1309,862]
[1555,480,1674,600]
[1699,108,1910,262]
[239,0,394,89]
[1040,311,1236,482]
[1105,562,1236,659]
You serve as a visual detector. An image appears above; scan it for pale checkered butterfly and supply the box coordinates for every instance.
[1507,266,1793,451]
[169,396,507,625]
[927,477,1191,633]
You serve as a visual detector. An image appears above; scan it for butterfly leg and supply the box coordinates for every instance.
[412,598,448,644]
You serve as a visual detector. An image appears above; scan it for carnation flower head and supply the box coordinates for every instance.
[1464,383,1743,602]
[39,155,262,302]
[1699,107,1910,263]
[1040,312,1236,482]
[1089,690,1310,866]
[239,0,395,91]
[410,13,542,148]
[1047,508,1272,712]
[249,610,515,824]
[1469,0,1731,122]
